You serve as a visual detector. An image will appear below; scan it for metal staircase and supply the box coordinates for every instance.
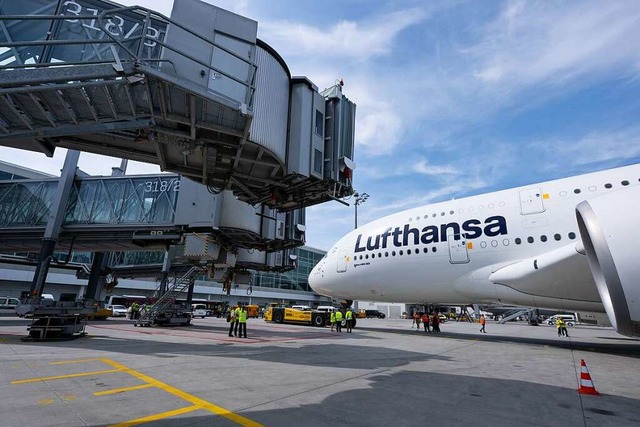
[497,308,531,324]
[135,265,203,327]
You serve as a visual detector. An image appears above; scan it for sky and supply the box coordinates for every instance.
[2,0,640,252]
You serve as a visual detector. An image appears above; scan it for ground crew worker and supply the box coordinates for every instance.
[479,314,486,333]
[422,312,430,333]
[431,312,440,333]
[345,307,354,333]
[130,301,140,320]
[556,317,569,337]
[237,304,248,338]
[330,310,336,331]
[228,306,238,337]
[335,309,343,333]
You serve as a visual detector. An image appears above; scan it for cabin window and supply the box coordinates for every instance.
[554,234,561,241]
[568,232,576,240]
[540,235,547,242]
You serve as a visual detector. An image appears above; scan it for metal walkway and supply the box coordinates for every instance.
[0,173,303,257]
[0,0,356,211]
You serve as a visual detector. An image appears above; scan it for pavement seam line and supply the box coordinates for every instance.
[100,358,264,427]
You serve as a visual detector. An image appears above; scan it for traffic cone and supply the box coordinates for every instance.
[577,359,600,396]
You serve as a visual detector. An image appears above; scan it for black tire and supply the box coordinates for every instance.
[273,310,284,324]
[312,313,325,327]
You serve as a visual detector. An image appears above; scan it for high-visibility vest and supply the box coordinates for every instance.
[330,312,336,322]
[346,310,353,320]
[238,309,247,323]
[335,311,343,321]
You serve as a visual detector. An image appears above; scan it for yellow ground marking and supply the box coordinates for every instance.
[107,405,200,427]
[50,358,103,365]
[94,383,154,396]
[62,394,77,401]
[11,368,123,384]
[37,398,55,405]
[100,359,264,427]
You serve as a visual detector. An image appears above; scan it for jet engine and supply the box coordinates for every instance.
[576,186,640,338]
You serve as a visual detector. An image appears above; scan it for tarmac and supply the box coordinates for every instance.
[1,314,639,427]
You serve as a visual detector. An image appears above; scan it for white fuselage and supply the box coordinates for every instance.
[310,164,640,316]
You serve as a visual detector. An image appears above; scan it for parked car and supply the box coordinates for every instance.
[438,314,447,323]
[547,314,576,326]
[107,305,128,317]
[365,310,386,319]
[191,304,207,318]
[0,296,20,310]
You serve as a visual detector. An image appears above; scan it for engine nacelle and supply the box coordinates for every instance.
[576,186,640,338]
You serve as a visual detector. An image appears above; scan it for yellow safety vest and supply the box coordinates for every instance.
[335,311,343,321]
[238,309,247,323]
[346,310,353,320]
[330,312,336,322]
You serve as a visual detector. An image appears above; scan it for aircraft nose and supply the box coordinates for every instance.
[309,258,335,297]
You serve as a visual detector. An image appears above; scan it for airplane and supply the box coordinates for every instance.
[309,164,640,338]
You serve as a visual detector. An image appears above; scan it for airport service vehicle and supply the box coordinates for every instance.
[0,296,19,310]
[310,164,640,338]
[108,305,128,317]
[192,304,207,318]
[365,310,386,318]
[264,306,330,327]
[245,304,260,318]
[87,304,112,320]
[547,314,577,326]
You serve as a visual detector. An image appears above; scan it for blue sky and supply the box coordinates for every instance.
[2,0,640,252]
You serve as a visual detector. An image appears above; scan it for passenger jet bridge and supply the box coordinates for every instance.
[0,0,356,211]
[0,172,304,271]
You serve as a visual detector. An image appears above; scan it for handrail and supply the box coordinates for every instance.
[0,4,257,108]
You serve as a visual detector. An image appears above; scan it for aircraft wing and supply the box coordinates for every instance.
[487,241,600,302]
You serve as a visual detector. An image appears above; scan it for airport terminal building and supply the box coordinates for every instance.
[0,160,332,308]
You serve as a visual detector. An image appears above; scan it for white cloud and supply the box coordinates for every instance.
[260,8,427,61]
[470,1,640,87]
[537,126,640,169]
[411,159,459,176]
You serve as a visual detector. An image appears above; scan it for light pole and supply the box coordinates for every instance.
[354,192,369,229]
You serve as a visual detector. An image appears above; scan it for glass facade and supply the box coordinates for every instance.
[0,170,28,180]
[0,180,58,226]
[0,176,180,227]
[65,176,180,225]
[252,246,325,292]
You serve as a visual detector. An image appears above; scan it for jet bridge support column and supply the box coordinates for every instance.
[29,150,80,299]
[159,247,171,296]
[185,276,195,306]
[85,252,106,303]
